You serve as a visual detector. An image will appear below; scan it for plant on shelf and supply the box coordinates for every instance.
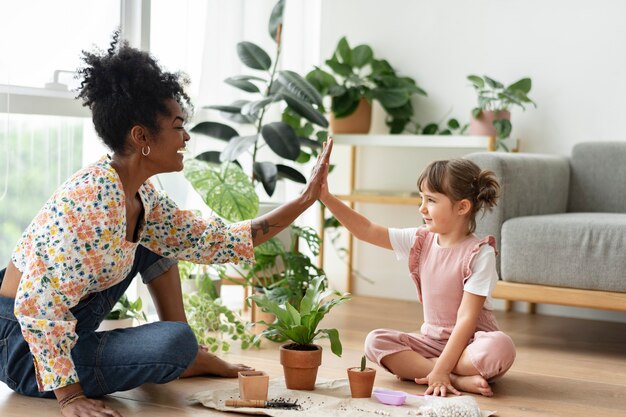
[347,355,376,398]
[250,274,350,390]
[180,260,259,353]
[467,74,536,151]
[404,113,468,136]
[184,0,329,223]
[306,36,427,134]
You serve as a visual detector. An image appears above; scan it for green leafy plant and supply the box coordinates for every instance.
[405,115,468,136]
[306,36,427,134]
[224,225,326,308]
[250,275,351,356]
[106,294,147,321]
[180,260,259,352]
[185,0,328,222]
[183,291,259,352]
[467,74,536,148]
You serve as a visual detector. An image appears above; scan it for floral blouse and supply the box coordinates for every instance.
[11,155,254,392]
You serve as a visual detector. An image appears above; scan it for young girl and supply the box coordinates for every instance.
[320,159,515,397]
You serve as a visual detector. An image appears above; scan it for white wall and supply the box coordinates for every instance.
[318,0,626,323]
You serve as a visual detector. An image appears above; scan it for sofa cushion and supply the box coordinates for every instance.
[568,142,626,213]
[501,212,626,292]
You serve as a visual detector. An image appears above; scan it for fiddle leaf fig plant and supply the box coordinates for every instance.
[185,0,328,222]
[306,36,427,133]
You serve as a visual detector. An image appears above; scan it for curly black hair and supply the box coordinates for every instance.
[77,31,191,154]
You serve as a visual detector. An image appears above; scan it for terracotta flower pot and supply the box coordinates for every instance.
[238,370,269,401]
[347,367,376,398]
[330,97,372,134]
[279,343,322,390]
[469,110,510,137]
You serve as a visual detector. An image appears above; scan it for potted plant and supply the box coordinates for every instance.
[306,36,427,134]
[98,294,147,331]
[183,286,259,353]
[250,275,350,390]
[347,355,376,398]
[467,74,536,151]
[184,0,328,223]
[178,260,222,297]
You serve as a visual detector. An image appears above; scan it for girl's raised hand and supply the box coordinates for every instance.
[302,138,333,203]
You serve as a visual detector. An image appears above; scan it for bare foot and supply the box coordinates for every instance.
[180,349,254,378]
[450,374,493,397]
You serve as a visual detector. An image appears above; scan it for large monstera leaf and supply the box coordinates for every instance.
[184,159,258,222]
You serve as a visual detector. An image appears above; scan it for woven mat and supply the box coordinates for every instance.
[189,378,495,417]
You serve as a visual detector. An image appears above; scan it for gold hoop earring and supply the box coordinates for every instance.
[141,146,151,156]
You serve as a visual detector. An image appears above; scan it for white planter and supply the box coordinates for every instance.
[97,318,134,331]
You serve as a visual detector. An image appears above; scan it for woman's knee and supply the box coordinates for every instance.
[156,322,198,367]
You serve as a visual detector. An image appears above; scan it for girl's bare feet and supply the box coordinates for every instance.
[450,374,493,397]
[180,348,253,378]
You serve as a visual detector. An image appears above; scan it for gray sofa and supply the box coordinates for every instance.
[466,142,626,312]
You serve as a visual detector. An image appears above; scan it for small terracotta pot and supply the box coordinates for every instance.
[347,367,376,398]
[279,343,322,390]
[330,97,372,134]
[469,110,510,137]
[238,370,269,401]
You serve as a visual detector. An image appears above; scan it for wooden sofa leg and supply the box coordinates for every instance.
[528,302,536,314]
[504,300,513,312]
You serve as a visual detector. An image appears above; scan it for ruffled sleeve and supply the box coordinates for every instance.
[462,235,498,281]
[139,183,254,266]
[407,227,431,303]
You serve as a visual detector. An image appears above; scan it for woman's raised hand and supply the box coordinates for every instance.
[301,138,333,204]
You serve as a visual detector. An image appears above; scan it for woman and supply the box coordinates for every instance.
[0,34,332,417]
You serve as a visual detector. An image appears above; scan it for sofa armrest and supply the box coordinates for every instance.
[465,152,570,273]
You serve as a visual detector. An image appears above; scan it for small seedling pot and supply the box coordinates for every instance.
[238,371,269,401]
[347,367,376,398]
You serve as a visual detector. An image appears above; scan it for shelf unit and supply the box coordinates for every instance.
[319,134,495,293]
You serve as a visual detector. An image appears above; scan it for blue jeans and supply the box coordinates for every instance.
[0,246,197,398]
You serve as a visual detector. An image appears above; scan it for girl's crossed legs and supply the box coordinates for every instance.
[364,328,515,397]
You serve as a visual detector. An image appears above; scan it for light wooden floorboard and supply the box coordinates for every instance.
[1,295,625,416]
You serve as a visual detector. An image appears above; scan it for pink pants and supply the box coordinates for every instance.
[364,328,516,381]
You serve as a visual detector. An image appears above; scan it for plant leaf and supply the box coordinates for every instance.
[261,122,301,160]
[268,0,285,42]
[351,45,373,68]
[277,70,324,107]
[507,77,532,94]
[253,161,278,196]
[236,41,272,71]
[318,328,342,357]
[190,122,239,141]
[220,135,258,162]
[224,77,260,93]
[203,105,242,113]
[467,75,484,89]
[282,91,329,128]
[483,75,504,89]
[372,87,410,109]
[184,159,258,222]
[305,67,337,96]
[242,96,279,116]
[336,37,352,65]
[276,164,306,184]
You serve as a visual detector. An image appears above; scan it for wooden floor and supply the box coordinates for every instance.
[1,295,625,416]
